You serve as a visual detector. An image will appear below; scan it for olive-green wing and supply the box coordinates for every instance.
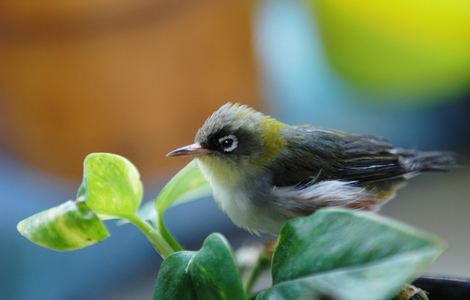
[269,126,409,187]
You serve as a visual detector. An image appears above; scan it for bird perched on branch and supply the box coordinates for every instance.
[167,103,456,234]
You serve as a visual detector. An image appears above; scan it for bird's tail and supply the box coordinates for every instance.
[400,150,457,172]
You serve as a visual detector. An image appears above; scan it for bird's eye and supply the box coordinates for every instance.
[218,135,238,152]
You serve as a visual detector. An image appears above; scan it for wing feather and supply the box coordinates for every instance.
[269,126,408,187]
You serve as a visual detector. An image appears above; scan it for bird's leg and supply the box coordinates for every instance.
[235,239,277,295]
[393,284,429,300]
[243,249,271,295]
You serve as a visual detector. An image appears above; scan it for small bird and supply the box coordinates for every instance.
[167,103,456,235]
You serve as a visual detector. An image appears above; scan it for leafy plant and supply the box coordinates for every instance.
[17,153,446,299]
[258,209,444,300]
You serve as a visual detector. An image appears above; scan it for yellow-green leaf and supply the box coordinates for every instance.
[17,201,109,251]
[78,153,143,218]
[152,160,211,251]
[155,160,211,214]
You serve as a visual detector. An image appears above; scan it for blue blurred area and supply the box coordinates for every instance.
[1,153,151,300]
[254,0,469,151]
[0,152,240,300]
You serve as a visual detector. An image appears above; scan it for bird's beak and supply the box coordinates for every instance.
[166,143,210,157]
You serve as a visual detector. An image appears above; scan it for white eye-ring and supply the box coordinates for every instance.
[218,134,238,152]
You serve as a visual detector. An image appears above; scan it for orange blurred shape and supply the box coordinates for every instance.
[0,0,259,179]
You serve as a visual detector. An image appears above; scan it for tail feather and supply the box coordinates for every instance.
[400,150,457,172]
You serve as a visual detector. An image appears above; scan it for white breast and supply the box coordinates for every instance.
[197,159,285,234]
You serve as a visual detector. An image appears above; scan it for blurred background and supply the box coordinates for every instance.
[1,0,469,299]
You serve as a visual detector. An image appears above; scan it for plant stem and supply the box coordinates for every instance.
[157,212,184,252]
[125,214,176,259]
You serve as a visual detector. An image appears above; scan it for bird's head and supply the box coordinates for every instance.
[167,103,286,181]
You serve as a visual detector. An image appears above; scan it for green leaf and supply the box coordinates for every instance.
[152,160,211,251]
[118,160,210,251]
[153,251,197,300]
[155,160,211,214]
[17,201,109,251]
[188,233,247,300]
[153,234,246,300]
[258,208,445,300]
[78,153,143,218]
[137,178,211,224]
[119,161,210,226]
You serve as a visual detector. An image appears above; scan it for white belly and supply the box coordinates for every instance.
[212,184,285,234]
[197,159,285,234]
